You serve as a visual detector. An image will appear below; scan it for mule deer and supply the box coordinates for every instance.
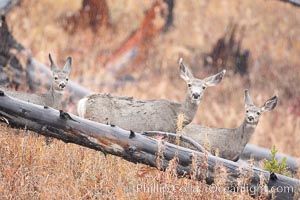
[1,54,72,108]
[182,89,278,161]
[78,58,226,133]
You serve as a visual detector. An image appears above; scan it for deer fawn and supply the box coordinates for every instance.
[78,58,226,133]
[1,54,72,108]
[182,89,278,161]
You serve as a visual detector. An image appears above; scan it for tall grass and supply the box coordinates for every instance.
[1,0,299,198]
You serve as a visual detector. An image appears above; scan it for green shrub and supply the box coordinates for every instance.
[263,145,291,177]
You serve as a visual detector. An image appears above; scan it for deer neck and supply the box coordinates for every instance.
[237,119,258,148]
[180,93,199,127]
[45,85,64,107]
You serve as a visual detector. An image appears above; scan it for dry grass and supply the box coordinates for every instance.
[1,0,300,199]
[0,125,255,200]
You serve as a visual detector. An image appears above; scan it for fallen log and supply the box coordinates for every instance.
[142,131,299,176]
[0,91,299,200]
[241,144,299,175]
[0,0,20,15]
[142,130,209,154]
[279,0,300,7]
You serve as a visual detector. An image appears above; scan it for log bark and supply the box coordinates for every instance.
[0,91,298,199]
[241,144,299,175]
[279,0,300,7]
[0,0,20,15]
[142,131,299,176]
[142,130,209,154]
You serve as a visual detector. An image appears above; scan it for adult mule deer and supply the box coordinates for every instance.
[0,54,72,108]
[183,89,278,161]
[78,58,226,133]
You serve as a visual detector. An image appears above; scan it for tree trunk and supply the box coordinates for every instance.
[0,15,24,88]
[104,1,167,76]
[63,0,110,33]
[0,91,298,200]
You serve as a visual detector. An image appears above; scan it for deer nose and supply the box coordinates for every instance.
[59,82,66,89]
[248,116,254,121]
[192,93,200,99]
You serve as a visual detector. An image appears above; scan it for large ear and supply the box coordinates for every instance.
[261,95,278,112]
[49,53,58,71]
[179,58,194,82]
[204,69,226,87]
[63,56,72,74]
[244,89,254,108]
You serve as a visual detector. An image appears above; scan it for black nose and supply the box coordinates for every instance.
[59,83,66,88]
[192,93,200,99]
[248,116,254,121]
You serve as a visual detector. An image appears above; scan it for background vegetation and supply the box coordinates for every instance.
[0,0,299,199]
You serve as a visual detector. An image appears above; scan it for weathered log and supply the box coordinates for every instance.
[142,130,209,154]
[0,91,298,199]
[142,131,299,176]
[0,0,20,15]
[241,144,299,175]
[279,0,300,7]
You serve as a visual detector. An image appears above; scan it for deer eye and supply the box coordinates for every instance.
[246,110,249,113]
[188,84,192,87]
[202,86,206,90]
[66,78,69,81]
[257,112,260,115]
[54,77,58,80]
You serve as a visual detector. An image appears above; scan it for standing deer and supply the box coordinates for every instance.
[77,58,226,133]
[182,89,278,161]
[0,54,72,108]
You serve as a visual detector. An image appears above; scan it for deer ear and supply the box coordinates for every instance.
[204,69,226,87]
[179,58,194,82]
[63,56,72,74]
[261,96,278,112]
[244,89,254,108]
[49,53,57,71]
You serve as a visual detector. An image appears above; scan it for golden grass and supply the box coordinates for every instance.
[1,0,300,198]
[0,125,256,200]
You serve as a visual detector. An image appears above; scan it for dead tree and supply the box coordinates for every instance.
[0,15,24,88]
[0,91,298,200]
[104,1,168,76]
[162,0,175,32]
[63,0,110,33]
[203,23,249,76]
